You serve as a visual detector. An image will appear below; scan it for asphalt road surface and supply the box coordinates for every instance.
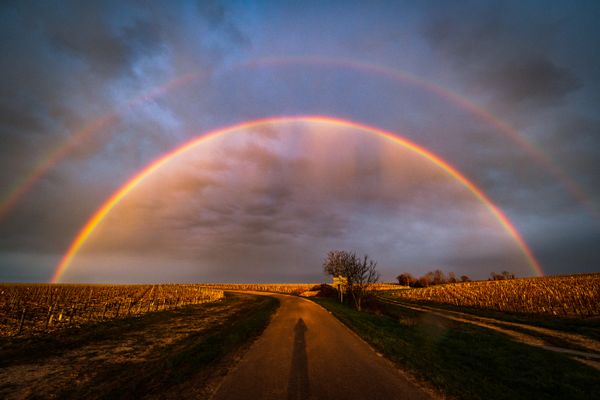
[212,294,432,400]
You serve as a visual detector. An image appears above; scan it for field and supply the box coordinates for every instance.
[0,292,278,399]
[1,276,599,399]
[322,273,600,399]
[314,295,600,400]
[198,283,318,295]
[0,283,335,337]
[372,283,406,291]
[385,273,600,317]
[0,284,224,336]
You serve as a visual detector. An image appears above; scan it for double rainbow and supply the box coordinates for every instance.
[2,57,595,223]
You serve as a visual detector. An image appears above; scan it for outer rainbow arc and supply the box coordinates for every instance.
[248,56,598,219]
[0,72,204,222]
[4,57,595,223]
[51,116,543,283]
[0,114,117,222]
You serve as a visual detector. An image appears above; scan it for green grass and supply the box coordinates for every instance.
[313,297,600,400]
[377,294,600,353]
[380,292,600,341]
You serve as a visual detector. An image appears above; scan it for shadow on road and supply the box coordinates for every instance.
[287,318,309,400]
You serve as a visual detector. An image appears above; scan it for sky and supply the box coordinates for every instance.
[0,0,598,283]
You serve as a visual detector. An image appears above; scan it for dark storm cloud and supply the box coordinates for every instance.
[12,0,249,79]
[416,1,599,273]
[544,115,600,183]
[0,0,248,134]
[534,229,600,275]
[423,2,506,62]
[0,1,255,283]
[0,95,51,136]
[46,15,162,78]
[423,2,581,106]
[196,0,251,47]
[482,56,580,105]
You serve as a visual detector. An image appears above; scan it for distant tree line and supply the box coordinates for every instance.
[489,271,516,280]
[397,269,516,287]
[396,270,469,288]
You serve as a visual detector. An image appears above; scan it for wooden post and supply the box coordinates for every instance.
[127,299,132,316]
[17,308,26,335]
[45,305,54,331]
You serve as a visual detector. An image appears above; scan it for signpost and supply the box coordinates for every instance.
[332,276,348,303]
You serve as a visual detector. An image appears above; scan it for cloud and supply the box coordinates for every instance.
[0,0,251,249]
[196,0,251,48]
[56,123,535,282]
[44,12,161,78]
[422,3,581,105]
[481,55,580,105]
[535,228,600,275]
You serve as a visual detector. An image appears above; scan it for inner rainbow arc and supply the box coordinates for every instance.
[51,115,543,283]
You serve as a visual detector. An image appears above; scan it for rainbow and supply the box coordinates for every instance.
[51,116,543,283]
[2,57,595,223]
[245,56,598,219]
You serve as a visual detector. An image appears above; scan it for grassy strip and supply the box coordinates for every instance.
[378,296,599,353]
[65,293,279,399]
[314,297,600,400]
[0,293,245,367]
[0,293,279,399]
[380,292,600,341]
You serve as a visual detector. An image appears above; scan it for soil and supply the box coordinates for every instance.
[0,293,262,400]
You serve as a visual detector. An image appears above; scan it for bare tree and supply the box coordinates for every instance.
[347,254,380,311]
[448,272,457,283]
[424,271,435,286]
[489,271,515,281]
[323,250,351,303]
[396,273,415,286]
[416,276,430,287]
[323,250,379,311]
[323,250,352,278]
[433,269,446,285]
[501,271,515,280]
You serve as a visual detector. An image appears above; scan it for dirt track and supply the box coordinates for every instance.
[377,297,600,371]
[213,293,431,400]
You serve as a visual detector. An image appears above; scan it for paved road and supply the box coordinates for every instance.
[212,294,431,400]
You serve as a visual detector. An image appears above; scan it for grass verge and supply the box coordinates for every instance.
[76,292,279,399]
[0,292,279,399]
[313,297,600,400]
[379,292,600,342]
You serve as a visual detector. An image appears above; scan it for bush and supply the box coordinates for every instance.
[309,284,339,298]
